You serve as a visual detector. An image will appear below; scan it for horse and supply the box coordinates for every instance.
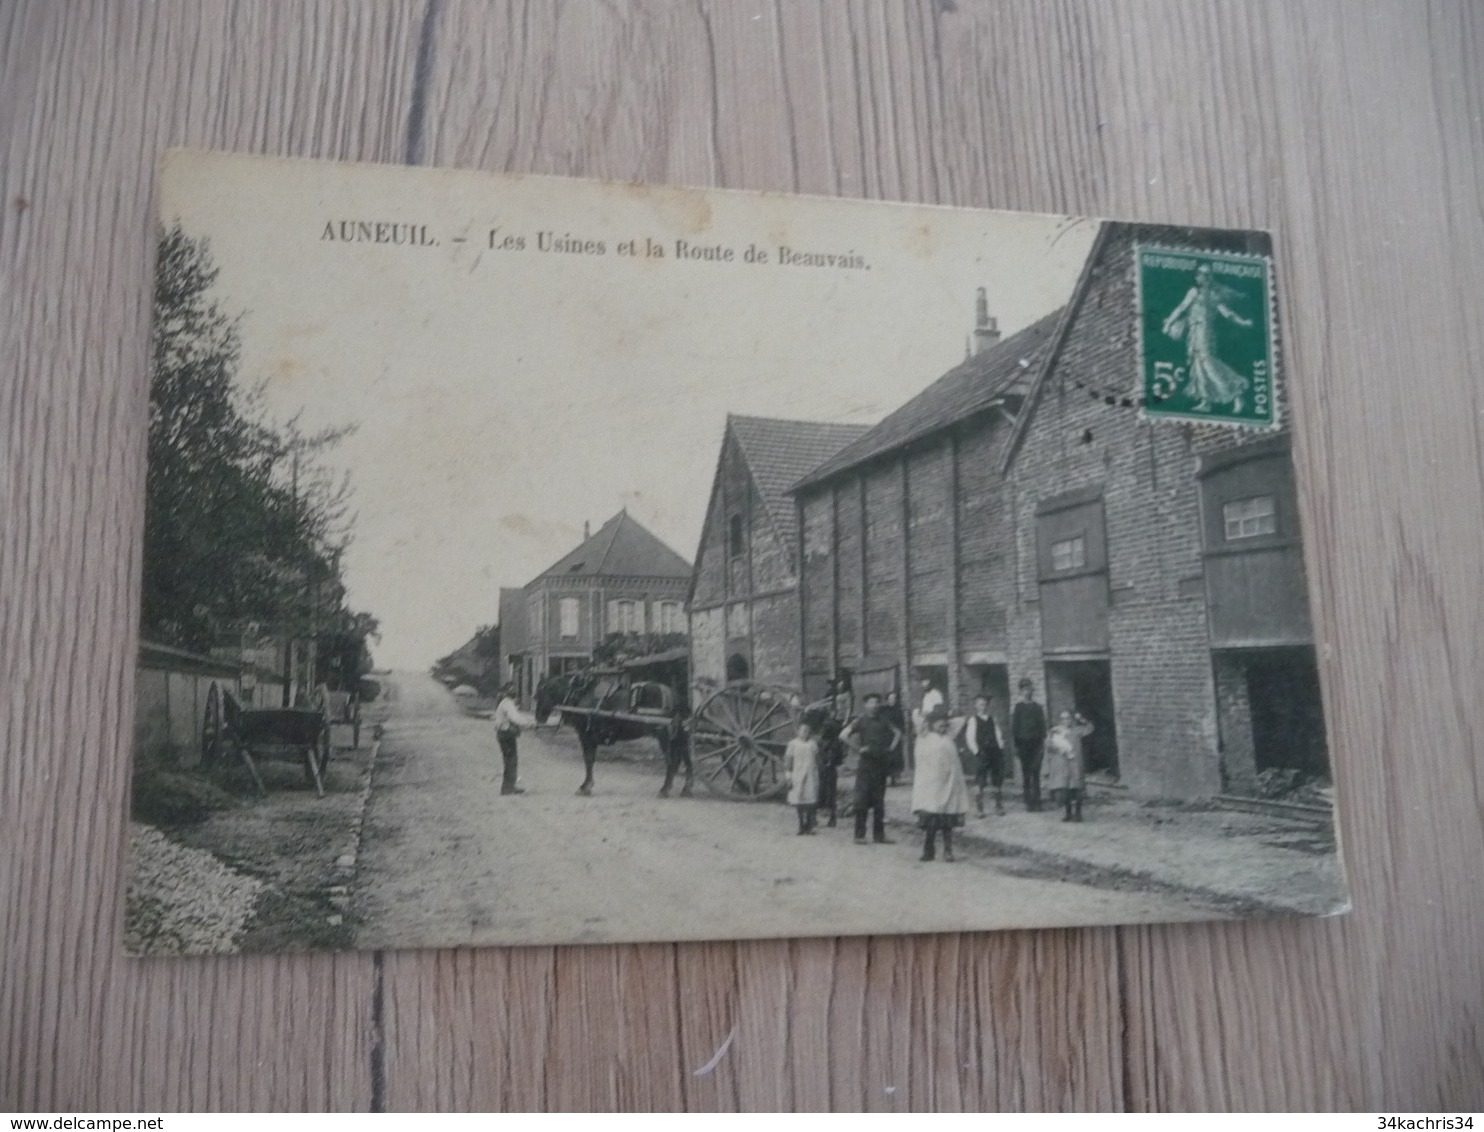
[534,670,693,798]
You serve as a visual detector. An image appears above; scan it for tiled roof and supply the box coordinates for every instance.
[535,510,691,581]
[791,308,1066,490]
[729,415,871,551]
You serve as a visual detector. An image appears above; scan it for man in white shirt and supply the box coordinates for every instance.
[492,684,535,795]
[914,676,945,736]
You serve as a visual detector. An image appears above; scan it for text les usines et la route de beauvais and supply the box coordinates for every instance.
[320,220,870,270]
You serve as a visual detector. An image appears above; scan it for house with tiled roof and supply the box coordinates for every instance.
[689,414,870,691]
[787,296,1064,723]
[514,510,691,697]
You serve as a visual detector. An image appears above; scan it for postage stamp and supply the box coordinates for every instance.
[1136,246,1277,429]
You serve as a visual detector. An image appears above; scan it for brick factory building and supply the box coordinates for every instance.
[1000,221,1327,798]
[788,227,1328,799]
[688,415,868,692]
[790,298,1063,729]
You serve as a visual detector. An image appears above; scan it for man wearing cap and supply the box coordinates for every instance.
[1011,677,1049,812]
[842,691,903,844]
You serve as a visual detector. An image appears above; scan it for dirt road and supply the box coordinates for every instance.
[353,672,1211,948]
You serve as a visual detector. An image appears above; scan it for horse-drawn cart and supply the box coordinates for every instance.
[201,682,334,797]
[536,649,826,802]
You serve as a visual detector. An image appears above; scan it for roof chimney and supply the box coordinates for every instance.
[971,286,1000,355]
[583,520,590,540]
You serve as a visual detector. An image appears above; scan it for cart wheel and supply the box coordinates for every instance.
[690,681,801,801]
[201,682,225,767]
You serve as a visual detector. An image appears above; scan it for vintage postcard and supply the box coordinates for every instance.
[125,149,1348,954]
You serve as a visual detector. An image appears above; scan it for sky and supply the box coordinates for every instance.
[160,152,1097,669]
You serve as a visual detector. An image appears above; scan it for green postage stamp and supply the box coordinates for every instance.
[1136,246,1277,429]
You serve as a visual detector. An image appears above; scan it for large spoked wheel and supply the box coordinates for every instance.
[201,682,225,768]
[690,681,803,801]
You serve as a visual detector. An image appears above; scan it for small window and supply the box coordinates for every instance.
[558,598,580,639]
[658,601,684,634]
[726,602,750,639]
[1223,495,1277,540]
[610,599,642,634]
[728,514,744,557]
[1050,535,1086,572]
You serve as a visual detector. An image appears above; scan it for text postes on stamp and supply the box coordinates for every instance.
[1136,246,1277,429]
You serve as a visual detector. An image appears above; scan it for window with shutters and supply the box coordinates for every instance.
[1035,492,1109,654]
[657,601,684,634]
[558,597,579,639]
[609,599,642,633]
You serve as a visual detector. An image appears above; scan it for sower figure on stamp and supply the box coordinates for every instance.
[1011,678,1049,812]
[492,683,536,795]
[962,693,1007,816]
[843,692,903,845]
[1161,263,1255,413]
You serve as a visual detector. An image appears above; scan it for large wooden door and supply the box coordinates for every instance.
[1036,491,1110,655]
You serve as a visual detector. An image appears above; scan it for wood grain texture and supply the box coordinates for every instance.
[2,0,1481,1111]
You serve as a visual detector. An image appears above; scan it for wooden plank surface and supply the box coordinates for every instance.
[2,0,1481,1111]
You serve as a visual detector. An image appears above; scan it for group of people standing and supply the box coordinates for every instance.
[911,674,1096,825]
[782,690,904,845]
[782,675,1097,863]
[495,668,1095,864]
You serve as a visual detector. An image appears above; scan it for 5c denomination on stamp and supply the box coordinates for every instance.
[1137,245,1278,429]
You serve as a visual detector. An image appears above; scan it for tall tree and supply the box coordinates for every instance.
[143,224,372,663]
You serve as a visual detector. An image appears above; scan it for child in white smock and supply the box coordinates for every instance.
[784,719,821,835]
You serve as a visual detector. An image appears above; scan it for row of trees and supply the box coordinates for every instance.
[431,624,502,695]
[144,224,379,684]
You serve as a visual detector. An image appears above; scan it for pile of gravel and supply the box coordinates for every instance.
[124,822,263,955]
